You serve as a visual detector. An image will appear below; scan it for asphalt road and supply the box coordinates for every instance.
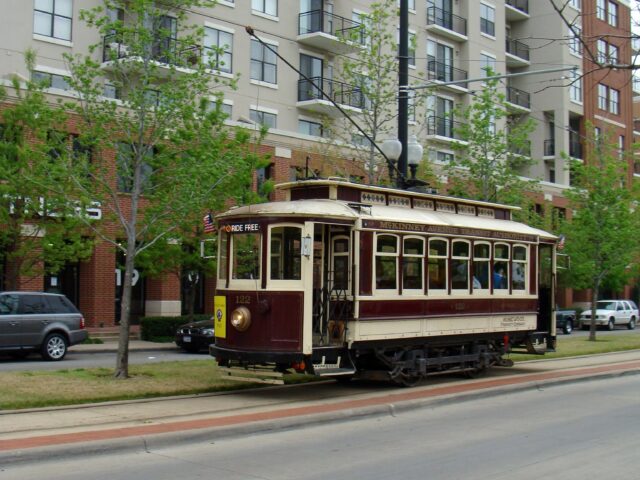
[5,374,639,480]
[0,348,208,372]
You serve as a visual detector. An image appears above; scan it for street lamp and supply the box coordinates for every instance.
[381,135,423,187]
[407,135,423,181]
[381,138,402,184]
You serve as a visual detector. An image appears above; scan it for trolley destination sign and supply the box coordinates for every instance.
[361,219,537,243]
[220,222,261,233]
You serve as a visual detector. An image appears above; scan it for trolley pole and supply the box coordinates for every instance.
[397,0,409,189]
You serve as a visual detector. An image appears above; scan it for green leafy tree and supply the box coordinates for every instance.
[447,74,537,213]
[561,132,640,341]
[0,57,94,290]
[38,0,266,378]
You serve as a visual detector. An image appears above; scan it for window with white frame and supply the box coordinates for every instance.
[608,44,618,64]
[480,3,495,37]
[618,135,625,159]
[473,242,490,290]
[597,39,607,63]
[569,25,582,56]
[402,237,424,291]
[250,39,277,84]
[451,240,470,290]
[397,29,416,67]
[609,88,619,114]
[32,70,71,90]
[596,0,606,20]
[428,238,448,291]
[480,53,496,76]
[375,234,399,290]
[34,0,72,41]
[493,243,510,290]
[397,0,416,10]
[298,119,323,137]
[352,11,370,46]
[569,0,581,9]
[250,108,277,128]
[598,84,608,110]
[511,245,527,291]
[607,1,618,26]
[569,70,582,103]
[203,27,233,73]
[252,0,277,17]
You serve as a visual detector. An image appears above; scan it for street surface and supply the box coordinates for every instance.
[4,374,638,480]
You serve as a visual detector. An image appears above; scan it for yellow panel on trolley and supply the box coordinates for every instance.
[214,296,226,339]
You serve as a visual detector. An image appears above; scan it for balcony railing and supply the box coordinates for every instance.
[427,60,468,88]
[298,10,361,39]
[426,6,467,37]
[102,33,202,68]
[298,77,366,110]
[544,139,555,157]
[505,37,530,61]
[506,86,530,109]
[569,132,583,159]
[506,0,529,14]
[427,115,463,140]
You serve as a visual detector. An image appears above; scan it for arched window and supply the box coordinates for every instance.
[451,240,470,291]
[428,238,448,291]
[403,237,425,291]
[473,242,490,290]
[375,234,399,290]
[493,243,510,290]
[512,245,527,291]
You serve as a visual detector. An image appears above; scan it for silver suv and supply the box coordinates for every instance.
[579,300,639,331]
[0,292,88,360]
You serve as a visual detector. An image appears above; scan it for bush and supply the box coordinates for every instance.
[140,314,211,342]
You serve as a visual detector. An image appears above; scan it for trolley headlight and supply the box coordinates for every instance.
[231,306,251,332]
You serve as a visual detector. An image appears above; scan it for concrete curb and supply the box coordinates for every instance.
[1,365,638,467]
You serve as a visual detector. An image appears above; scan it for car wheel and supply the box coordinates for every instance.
[563,320,573,335]
[628,318,636,330]
[41,333,68,361]
[607,318,615,331]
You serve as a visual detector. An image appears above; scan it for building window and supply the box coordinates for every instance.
[397,29,416,67]
[598,84,608,110]
[249,108,277,128]
[608,44,619,64]
[298,119,323,137]
[569,26,582,56]
[607,1,618,26]
[103,83,120,99]
[569,70,582,103]
[34,0,72,41]
[618,135,625,159]
[250,39,277,84]
[569,0,581,9]
[252,0,277,17]
[480,53,496,77]
[609,88,619,114]
[428,238,448,291]
[203,27,233,73]
[397,0,416,10]
[596,0,606,20]
[597,39,607,63]
[32,70,71,91]
[375,234,398,290]
[402,237,424,291]
[116,143,153,193]
[480,3,495,37]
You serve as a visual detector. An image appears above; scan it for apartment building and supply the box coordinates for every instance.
[0,0,635,325]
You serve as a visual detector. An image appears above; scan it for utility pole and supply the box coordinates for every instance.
[398,0,409,188]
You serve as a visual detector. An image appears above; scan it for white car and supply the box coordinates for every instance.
[579,300,638,330]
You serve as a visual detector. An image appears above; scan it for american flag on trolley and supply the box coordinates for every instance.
[203,212,215,234]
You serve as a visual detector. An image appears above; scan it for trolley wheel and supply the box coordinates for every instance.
[391,372,423,388]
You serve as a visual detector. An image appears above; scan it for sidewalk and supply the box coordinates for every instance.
[1,350,639,464]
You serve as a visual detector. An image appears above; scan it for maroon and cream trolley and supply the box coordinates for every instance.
[210,179,557,386]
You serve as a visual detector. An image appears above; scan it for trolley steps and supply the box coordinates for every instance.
[311,346,356,377]
[217,365,286,385]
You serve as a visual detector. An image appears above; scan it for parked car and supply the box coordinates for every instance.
[175,318,214,353]
[556,307,576,334]
[579,300,638,331]
[0,291,87,361]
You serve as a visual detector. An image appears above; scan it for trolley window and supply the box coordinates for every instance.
[270,226,302,280]
[493,243,510,290]
[332,236,350,290]
[473,242,490,290]
[403,237,424,291]
[376,234,398,290]
[428,238,448,291]
[511,245,527,291]
[218,231,228,281]
[231,233,261,280]
[451,240,470,291]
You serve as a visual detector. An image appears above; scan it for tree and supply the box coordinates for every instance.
[445,74,538,213]
[0,55,94,291]
[39,0,265,378]
[560,131,640,341]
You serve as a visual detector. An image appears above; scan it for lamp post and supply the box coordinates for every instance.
[407,135,423,181]
[397,0,409,188]
[382,135,423,188]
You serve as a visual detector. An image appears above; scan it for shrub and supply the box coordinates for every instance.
[140,314,211,342]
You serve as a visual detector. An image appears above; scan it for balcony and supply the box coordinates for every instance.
[426,115,465,143]
[508,139,531,157]
[569,132,583,159]
[427,60,468,92]
[426,7,467,42]
[297,77,365,116]
[505,86,531,111]
[102,33,202,73]
[297,10,361,53]
[544,139,555,157]
[505,38,530,67]
[505,0,529,21]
